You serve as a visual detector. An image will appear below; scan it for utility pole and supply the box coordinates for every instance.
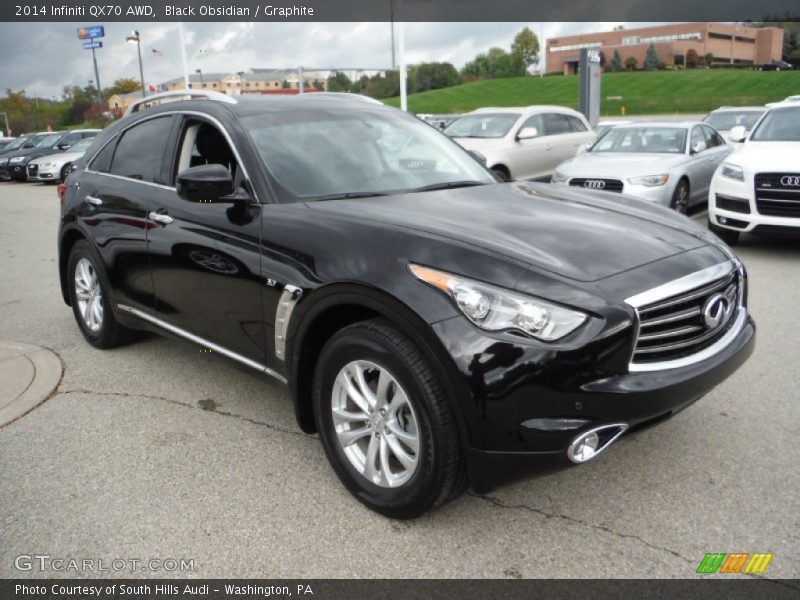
[0,112,10,136]
[389,0,396,69]
[398,21,407,111]
[127,31,146,97]
[91,45,103,104]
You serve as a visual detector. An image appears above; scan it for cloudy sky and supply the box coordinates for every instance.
[0,22,663,98]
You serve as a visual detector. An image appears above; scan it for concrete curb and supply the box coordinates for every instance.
[0,342,63,427]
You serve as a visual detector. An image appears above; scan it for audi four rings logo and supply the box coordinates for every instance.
[779,175,800,187]
[584,180,606,189]
[702,294,732,330]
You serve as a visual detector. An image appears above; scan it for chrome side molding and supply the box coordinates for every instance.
[117,304,287,384]
[274,284,302,360]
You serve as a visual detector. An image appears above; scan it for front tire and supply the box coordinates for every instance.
[313,319,466,518]
[708,219,741,246]
[67,240,135,349]
[670,179,690,214]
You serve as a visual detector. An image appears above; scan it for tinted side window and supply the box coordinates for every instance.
[60,133,82,147]
[690,127,706,152]
[702,126,724,148]
[543,113,571,136]
[519,114,543,134]
[88,138,117,173]
[110,116,173,183]
[567,116,588,132]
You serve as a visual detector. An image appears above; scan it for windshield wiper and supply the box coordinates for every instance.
[410,180,488,193]
[314,191,390,201]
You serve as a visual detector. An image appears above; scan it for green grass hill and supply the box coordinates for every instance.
[383,69,800,116]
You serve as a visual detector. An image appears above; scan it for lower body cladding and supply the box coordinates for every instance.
[429,312,755,492]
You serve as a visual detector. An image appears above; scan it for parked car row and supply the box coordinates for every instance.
[0,129,99,183]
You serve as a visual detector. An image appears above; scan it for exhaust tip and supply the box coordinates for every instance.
[567,423,628,464]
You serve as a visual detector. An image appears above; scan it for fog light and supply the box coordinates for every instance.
[569,432,599,462]
[566,423,628,464]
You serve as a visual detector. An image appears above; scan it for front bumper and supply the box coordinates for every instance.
[7,162,28,180]
[431,310,755,492]
[710,176,800,233]
[558,179,674,206]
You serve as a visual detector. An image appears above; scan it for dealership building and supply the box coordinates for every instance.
[546,23,784,74]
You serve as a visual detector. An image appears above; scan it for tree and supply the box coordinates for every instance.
[511,27,540,71]
[598,50,607,68]
[462,47,525,80]
[685,49,700,68]
[643,43,659,71]
[281,80,291,89]
[409,62,460,93]
[625,56,638,71]
[327,71,353,92]
[312,79,325,91]
[704,52,715,67]
[102,77,141,98]
[611,49,623,72]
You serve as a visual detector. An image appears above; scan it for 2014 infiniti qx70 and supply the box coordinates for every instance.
[59,91,754,518]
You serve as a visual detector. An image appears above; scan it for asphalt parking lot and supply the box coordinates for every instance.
[0,182,798,580]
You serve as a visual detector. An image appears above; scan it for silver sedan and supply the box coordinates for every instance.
[552,122,732,213]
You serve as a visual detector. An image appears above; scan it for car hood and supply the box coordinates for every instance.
[558,152,687,177]
[35,149,84,164]
[727,141,800,171]
[307,182,710,282]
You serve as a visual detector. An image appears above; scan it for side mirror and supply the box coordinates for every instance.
[516,126,539,141]
[728,125,747,143]
[23,142,35,148]
[467,149,487,166]
[58,143,71,150]
[176,164,236,203]
[691,141,707,154]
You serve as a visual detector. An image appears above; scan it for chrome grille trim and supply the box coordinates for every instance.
[625,260,747,372]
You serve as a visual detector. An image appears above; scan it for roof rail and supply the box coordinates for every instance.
[303,92,384,105]
[124,90,237,116]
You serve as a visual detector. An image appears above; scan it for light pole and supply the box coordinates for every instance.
[0,112,10,136]
[127,31,146,97]
[238,70,246,96]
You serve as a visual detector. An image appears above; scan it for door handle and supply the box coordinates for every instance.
[85,195,102,206]
[149,210,174,225]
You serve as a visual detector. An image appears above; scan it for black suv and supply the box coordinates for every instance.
[59,92,754,518]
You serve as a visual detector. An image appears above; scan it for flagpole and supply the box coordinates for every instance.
[178,23,190,91]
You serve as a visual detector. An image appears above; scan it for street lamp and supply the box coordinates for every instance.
[126,30,146,97]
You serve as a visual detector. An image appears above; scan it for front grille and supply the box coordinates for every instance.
[569,178,624,193]
[631,269,741,366]
[755,172,800,218]
[26,164,38,177]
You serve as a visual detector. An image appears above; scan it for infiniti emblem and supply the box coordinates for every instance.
[780,175,800,187]
[702,293,731,330]
[584,180,606,190]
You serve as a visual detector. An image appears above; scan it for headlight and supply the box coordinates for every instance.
[551,171,568,183]
[40,162,54,168]
[409,264,587,341]
[720,163,744,182]
[9,156,26,164]
[627,174,669,187]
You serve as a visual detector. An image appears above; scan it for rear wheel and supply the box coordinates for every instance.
[670,179,690,214]
[313,319,466,518]
[708,219,741,246]
[67,240,136,348]
[60,163,71,182]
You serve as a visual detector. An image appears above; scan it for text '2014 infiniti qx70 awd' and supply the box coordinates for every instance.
[59,91,755,518]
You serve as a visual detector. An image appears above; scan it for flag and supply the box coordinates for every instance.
[150,47,164,57]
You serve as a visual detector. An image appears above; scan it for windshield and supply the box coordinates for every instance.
[244,109,495,201]
[3,137,28,151]
[751,106,800,141]
[69,138,94,153]
[591,127,687,154]
[444,113,520,138]
[703,111,764,131]
[35,133,63,148]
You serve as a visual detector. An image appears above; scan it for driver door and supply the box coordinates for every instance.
[147,115,267,364]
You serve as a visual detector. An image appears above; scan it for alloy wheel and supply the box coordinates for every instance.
[674,184,689,214]
[74,257,103,332]
[331,360,420,488]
